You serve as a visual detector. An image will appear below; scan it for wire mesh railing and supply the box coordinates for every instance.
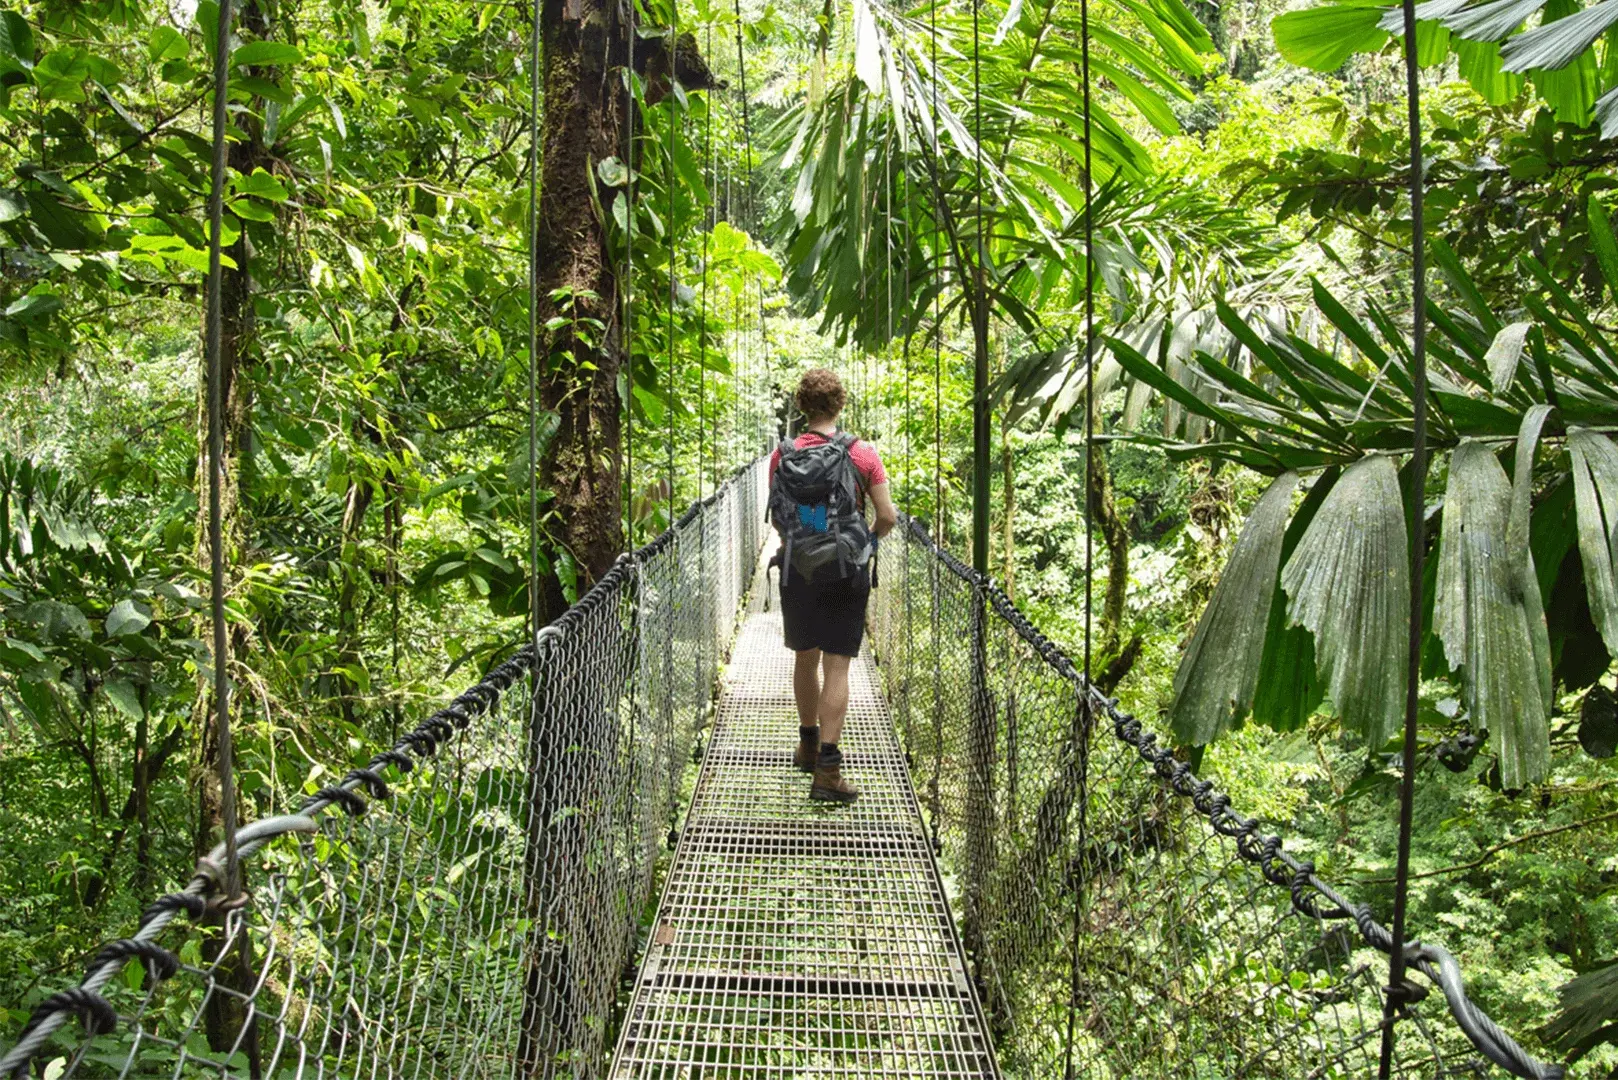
[0,459,769,1080]
[868,516,1567,1080]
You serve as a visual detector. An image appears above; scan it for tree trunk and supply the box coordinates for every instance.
[384,471,403,739]
[335,434,377,727]
[520,0,635,1073]
[532,0,634,623]
[192,1,269,1060]
[82,721,183,908]
[1087,441,1131,655]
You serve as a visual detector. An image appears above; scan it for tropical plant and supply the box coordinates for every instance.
[1271,0,1618,133]
[1095,202,1618,790]
[1222,93,1618,311]
[767,0,1219,350]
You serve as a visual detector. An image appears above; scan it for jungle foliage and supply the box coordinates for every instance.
[0,0,1614,1069]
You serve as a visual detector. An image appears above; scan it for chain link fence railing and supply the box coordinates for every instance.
[868,517,1567,1080]
[1,460,768,1080]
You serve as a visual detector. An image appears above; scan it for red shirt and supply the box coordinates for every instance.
[769,432,889,505]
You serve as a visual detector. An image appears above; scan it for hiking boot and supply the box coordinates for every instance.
[810,763,859,804]
[794,726,820,771]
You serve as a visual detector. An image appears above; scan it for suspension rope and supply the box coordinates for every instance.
[527,0,543,652]
[1380,0,1431,1072]
[902,101,913,490]
[1066,0,1096,1068]
[665,3,679,522]
[884,121,894,449]
[732,0,768,449]
[625,1,639,546]
[203,0,242,903]
[969,0,989,573]
[929,0,943,546]
[699,24,714,499]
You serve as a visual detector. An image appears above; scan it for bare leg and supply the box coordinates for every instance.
[818,653,852,747]
[793,649,822,728]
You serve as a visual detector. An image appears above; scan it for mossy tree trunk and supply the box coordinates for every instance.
[532,0,634,623]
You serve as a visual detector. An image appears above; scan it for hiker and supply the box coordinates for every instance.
[768,368,898,804]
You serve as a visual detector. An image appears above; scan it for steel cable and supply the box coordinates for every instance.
[1382,1,1433,1072]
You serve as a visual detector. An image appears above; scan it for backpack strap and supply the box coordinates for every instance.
[831,430,869,501]
[767,439,794,522]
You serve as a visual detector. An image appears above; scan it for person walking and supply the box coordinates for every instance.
[768,369,898,804]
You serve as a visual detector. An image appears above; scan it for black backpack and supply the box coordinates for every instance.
[769,432,872,583]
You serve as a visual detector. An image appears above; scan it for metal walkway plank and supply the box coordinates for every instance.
[610,609,999,1079]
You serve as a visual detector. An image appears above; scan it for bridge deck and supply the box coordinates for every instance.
[610,605,999,1078]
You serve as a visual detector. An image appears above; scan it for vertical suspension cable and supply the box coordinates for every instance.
[929,0,942,545]
[204,0,242,899]
[697,20,714,741]
[969,0,989,574]
[699,24,714,498]
[1066,0,1095,1070]
[885,125,894,449]
[732,0,767,449]
[927,0,946,835]
[527,0,543,650]
[901,94,913,491]
[666,2,679,521]
[625,0,639,545]
[1379,1,1430,1074]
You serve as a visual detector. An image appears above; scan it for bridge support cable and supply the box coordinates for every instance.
[1,462,768,1080]
[1383,0,1433,1073]
[870,517,1566,1080]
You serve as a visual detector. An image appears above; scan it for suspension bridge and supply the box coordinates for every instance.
[0,460,1567,1078]
[0,0,1587,1068]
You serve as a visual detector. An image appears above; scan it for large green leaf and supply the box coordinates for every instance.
[1524,0,1599,123]
[25,189,104,249]
[1280,454,1408,746]
[1455,37,1527,102]
[103,678,144,721]
[1510,405,1555,708]
[1170,472,1300,746]
[1444,0,1548,40]
[1435,440,1551,788]
[1253,469,1337,731]
[1273,2,1392,71]
[1485,321,1533,392]
[1587,196,1618,301]
[1501,0,1618,71]
[1597,83,1618,138]
[1544,959,1618,1060]
[1569,427,1618,654]
[0,11,33,72]
[232,41,303,68]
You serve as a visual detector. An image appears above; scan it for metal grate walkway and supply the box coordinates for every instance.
[610,602,1000,1078]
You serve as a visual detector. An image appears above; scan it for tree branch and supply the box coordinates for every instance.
[1357,809,1618,884]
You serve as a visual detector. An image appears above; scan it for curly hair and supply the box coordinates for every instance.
[795,368,847,421]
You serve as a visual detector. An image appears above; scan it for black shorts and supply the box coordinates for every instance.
[780,564,871,657]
